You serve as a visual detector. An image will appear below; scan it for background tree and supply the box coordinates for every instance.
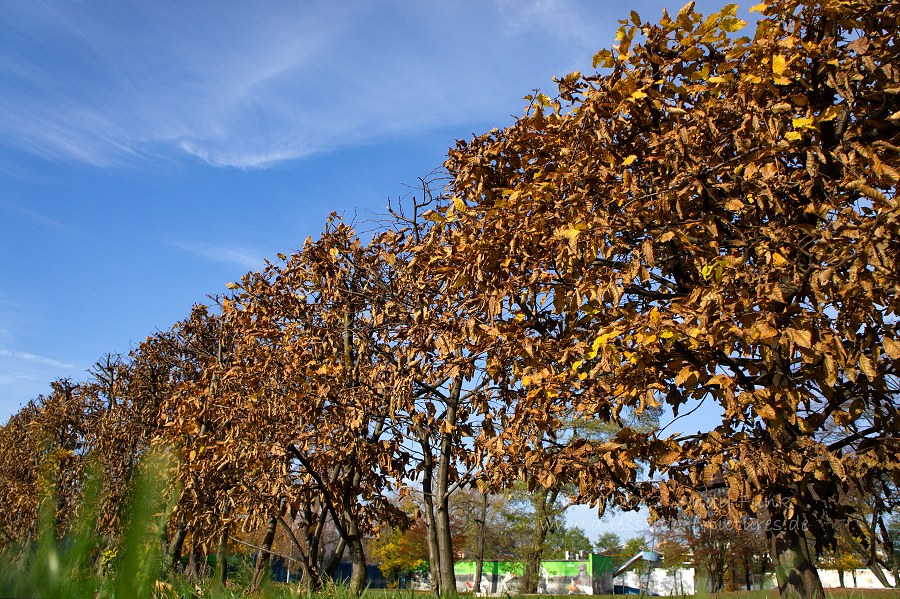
[819,529,865,588]
[369,521,429,588]
[594,532,623,559]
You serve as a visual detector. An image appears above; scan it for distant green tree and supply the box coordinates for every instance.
[545,525,592,559]
[594,532,622,556]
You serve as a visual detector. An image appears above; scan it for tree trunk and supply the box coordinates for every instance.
[418,438,442,596]
[185,544,204,582]
[251,515,278,591]
[346,528,367,596]
[522,486,548,594]
[473,491,488,594]
[759,554,771,592]
[706,559,725,593]
[277,511,318,591]
[524,484,560,594]
[338,467,369,596]
[434,377,462,597]
[838,569,845,588]
[215,527,229,587]
[434,495,456,597]
[766,519,825,599]
[323,537,346,578]
[167,522,186,570]
[744,556,753,590]
[867,560,894,589]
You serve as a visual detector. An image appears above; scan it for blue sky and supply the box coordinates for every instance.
[2,0,745,535]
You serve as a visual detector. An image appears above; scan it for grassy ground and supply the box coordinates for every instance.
[351,590,900,599]
[689,590,900,599]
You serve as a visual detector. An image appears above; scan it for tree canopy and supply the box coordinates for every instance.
[437,1,898,597]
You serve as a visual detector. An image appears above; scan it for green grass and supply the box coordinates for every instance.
[0,449,184,599]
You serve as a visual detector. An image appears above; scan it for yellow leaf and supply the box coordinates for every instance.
[792,117,816,130]
[631,90,648,99]
[859,354,876,378]
[772,252,789,266]
[675,366,696,386]
[719,16,747,32]
[749,3,767,13]
[588,335,605,359]
[592,50,614,69]
[622,154,638,166]
[453,196,467,212]
[725,199,744,211]
[787,328,812,349]
[772,55,786,77]
[559,226,582,241]
[785,131,802,141]
[756,404,777,419]
[884,337,900,359]
[827,454,846,479]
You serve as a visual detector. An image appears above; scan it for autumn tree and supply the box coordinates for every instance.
[655,498,770,592]
[0,401,45,546]
[84,337,184,548]
[28,381,90,541]
[152,303,247,585]
[382,184,512,598]
[439,2,900,599]
[222,220,412,594]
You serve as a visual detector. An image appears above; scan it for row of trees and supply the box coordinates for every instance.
[1,1,898,598]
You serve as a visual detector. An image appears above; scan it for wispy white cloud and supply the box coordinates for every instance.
[0,200,77,234]
[169,239,265,271]
[1,1,350,168]
[0,373,38,386]
[494,0,600,48]
[0,348,75,369]
[0,0,638,170]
